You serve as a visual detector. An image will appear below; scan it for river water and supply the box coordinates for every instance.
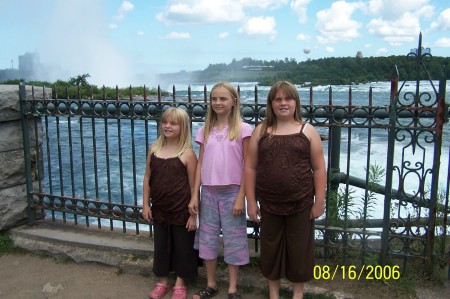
[41,80,450,228]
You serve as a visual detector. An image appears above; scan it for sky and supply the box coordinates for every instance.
[1,0,449,87]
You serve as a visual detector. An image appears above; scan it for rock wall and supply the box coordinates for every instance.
[0,85,48,231]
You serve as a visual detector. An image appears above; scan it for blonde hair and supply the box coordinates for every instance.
[261,81,302,137]
[151,107,192,157]
[203,82,242,142]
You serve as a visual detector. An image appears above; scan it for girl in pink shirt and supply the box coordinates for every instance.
[189,82,253,299]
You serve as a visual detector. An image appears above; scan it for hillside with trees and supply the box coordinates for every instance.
[160,55,449,86]
[2,55,448,90]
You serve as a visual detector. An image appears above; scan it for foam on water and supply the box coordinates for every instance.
[41,81,450,228]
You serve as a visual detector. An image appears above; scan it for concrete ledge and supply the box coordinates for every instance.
[8,221,154,275]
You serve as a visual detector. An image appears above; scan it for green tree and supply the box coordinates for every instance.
[68,73,91,86]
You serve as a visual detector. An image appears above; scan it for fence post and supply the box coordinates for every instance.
[380,67,399,265]
[424,61,448,273]
[328,122,341,222]
[19,83,36,223]
[324,86,341,260]
[437,63,449,258]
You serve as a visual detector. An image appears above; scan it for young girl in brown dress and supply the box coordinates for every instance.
[245,81,327,299]
[142,107,198,299]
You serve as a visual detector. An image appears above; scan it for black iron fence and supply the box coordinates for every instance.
[19,37,450,271]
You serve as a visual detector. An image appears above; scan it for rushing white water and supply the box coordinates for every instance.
[41,80,450,230]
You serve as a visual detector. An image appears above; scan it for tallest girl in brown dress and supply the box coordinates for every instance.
[245,81,327,299]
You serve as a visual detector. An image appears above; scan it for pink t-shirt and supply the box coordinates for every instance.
[195,122,253,186]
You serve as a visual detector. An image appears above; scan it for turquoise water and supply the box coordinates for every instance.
[40,81,450,227]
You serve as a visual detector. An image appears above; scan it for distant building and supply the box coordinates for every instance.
[18,52,40,79]
[356,51,363,58]
[0,52,41,82]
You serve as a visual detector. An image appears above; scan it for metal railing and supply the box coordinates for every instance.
[19,35,450,270]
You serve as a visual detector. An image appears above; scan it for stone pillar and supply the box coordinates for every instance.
[0,85,47,231]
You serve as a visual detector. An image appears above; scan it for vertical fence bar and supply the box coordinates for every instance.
[158,85,161,102]
[66,87,77,225]
[44,101,54,220]
[326,86,341,259]
[19,83,36,223]
[308,86,313,124]
[424,71,447,272]
[77,85,89,227]
[143,86,149,157]
[116,86,126,232]
[103,86,112,229]
[55,89,65,223]
[254,85,258,125]
[172,85,176,103]
[328,86,341,218]
[156,86,162,137]
[143,85,150,235]
[341,86,353,262]
[362,86,374,261]
[188,84,192,103]
[129,86,139,233]
[33,88,43,206]
[188,85,193,136]
[438,66,449,256]
[443,140,450,258]
[381,67,399,265]
[145,85,151,154]
[90,87,99,206]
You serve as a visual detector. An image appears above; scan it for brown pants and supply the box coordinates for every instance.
[260,207,315,282]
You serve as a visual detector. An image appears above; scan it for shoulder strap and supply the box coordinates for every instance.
[300,123,308,133]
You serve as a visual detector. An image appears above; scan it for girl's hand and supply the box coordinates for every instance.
[310,202,324,220]
[142,205,153,222]
[188,197,199,216]
[247,201,260,223]
[233,195,245,216]
[186,215,197,232]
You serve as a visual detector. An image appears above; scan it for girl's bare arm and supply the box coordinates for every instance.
[188,144,204,216]
[142,150,153,222]
[307,125,327,219]
[244,125,262,223]
[183,148,198,230]
[233,136,250,216]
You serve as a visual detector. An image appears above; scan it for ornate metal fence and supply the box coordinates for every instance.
[19,36,449,270]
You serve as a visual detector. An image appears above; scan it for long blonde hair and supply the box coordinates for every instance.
[260,81,302,137]
[203,82,242,142]
[151,107,192,157]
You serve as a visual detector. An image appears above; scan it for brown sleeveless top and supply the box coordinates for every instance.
[149,153,191,225]
[256,124,314,215]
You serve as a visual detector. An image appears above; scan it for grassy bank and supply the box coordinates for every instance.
[0,232,24,255]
